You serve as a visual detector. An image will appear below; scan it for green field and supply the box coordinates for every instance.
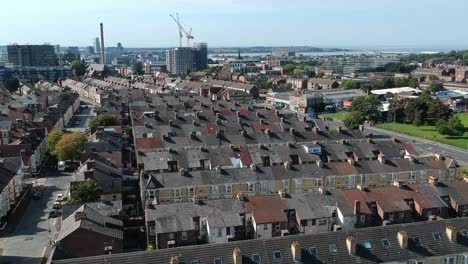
[376,113,468,149]
[324,111,348,121]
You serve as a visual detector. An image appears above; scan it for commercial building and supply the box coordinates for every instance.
[0,65,73,81]
[94,37,101,54]
[7,44,57,67]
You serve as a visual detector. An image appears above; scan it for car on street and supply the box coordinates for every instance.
[48,210,59,218]
[53,202,61,210]
[56,193,64,202]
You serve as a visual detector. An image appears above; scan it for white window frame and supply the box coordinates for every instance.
[181,231,188,241]
[173,188,181,198]
[247,182,255,192]
[212,185,219,195]
[225,184,232,194]
[294,179,302,192]
[282,180,289,192]
[188,186,194,197]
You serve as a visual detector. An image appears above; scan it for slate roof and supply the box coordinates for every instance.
[52,217,468,264]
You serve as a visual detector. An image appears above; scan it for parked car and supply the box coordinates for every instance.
[56,193,64,202]
[53,202,62,210]
[49,210,58,218]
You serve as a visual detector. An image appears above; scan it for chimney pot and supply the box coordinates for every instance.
[250,163,257,171]
[278,189,287,198]
[378,154,385,164]
[316,160,323,168]
[170,256,179,264]
[336,126,342,133]
[179,168,185,176]
[283,161,290,169]
[428,176,438,185]
[359,125,364,132]
[393,180,403,188]
[347,158,355,166]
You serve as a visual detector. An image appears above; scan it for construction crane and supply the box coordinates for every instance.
[170,13,194,47]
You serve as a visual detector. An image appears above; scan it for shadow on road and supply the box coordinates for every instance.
[0,255,45,264]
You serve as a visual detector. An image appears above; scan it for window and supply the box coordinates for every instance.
[188,187,194,197]
[410,171,416,180]
[214,258,223,264]
[282,180,289,192]
[432,233,441,241]
[318,219,327,226]
[275,223,281,231]
[413,237,422,247]
[294,179,302,191]
[329,244,338,253]
[260,181,268,193]
[315,179,322,187]
[149,226,156,236]
[346,175,355,186]
[173,188,181,198]
[311,219,316,225]
[444,257,455,264]
[309,247,318,256]
[217,228,222,237]
[225,184,232,194]
[112,194,117,201]
[263,224,268,230]
[300,220,308,227]
[461,254,468,264]
[273,251,282,259]
[252,254,261,263]
[463,206,468,216]
[361,175,367,184]
[181,232,188,241]
[461,230,468,237]
[212,185,219,195]
[191,261,200,264]
[247,182,255,192]
[363,241,372,249]
[381,239,390,248]
[147,190,155,199]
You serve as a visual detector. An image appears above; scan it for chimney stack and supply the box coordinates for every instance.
[100,23,106,64]
[354,200,360,215]
[291,241,301,261]
[346,235,356,255]
[283,161,291,169]
[250,163,257,171]
[463,175,468,183]
[336,126,342,133]
[278,189,287,198]
[393,180,403,188]
[397,231,409,248]
[170,256,179,264]
[435,153,444,160]
[233,248,242,264]
[446,226,457,242]
[179,168,185,177]
[378,154,385,164]
[347,158,355,166]
[316,160,323,168]
[359,125,364,132]
[428,176,438,185]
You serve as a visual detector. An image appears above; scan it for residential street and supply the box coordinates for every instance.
[365,126,468,166]
[0,170,74,264]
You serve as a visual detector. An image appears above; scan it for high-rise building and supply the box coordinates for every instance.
[166,43,208,75]
[7,44,57,67]
[94,37,101,54]
[194,42,208,70]
[87,46,95,54]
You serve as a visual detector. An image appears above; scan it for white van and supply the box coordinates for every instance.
[57,161,66,172]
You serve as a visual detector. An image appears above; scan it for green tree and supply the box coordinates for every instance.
[4,78,20,93]
[395,77,418,88]
[71,60,87,76]
[283,64,296,74]
[69,181,102,204]
[447,115,465,136]
[341,80,362,90]
[428,75,439,81]
[343,111,365,129]
[428,83,444,93]
[89,114,119,130]
[349,95,382,121]
[56,132,87,161]
[48,131,64,158]
[132,61,144,75]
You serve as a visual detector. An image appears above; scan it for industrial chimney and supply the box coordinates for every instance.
[100,23,106,64]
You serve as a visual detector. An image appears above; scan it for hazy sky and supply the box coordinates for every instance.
[1,0,467,49]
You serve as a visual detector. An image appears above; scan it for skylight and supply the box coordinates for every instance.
[309,247,318,256]
[252,254,261,263]
[433,233,441,241]
[363,241,372,249]
[273,251,282,259]
[329,244,338,253]
[381,239,391,248]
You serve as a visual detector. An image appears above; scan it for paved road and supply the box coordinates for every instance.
[68,105,96,129]
[365,126,468,165]
[0,169,74,264]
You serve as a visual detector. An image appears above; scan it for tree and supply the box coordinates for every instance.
[436,116,465,136]
[395,77,418,88]
[71,60,87,76]
[283,64,296,74]
[48,131,63,158]
[341,80,362,90]
[343,111,365,129]
[69,181,102,204]
[428,83,444,93]
[349,95,382,121]
[428,75,439,81]
[89,114,119,130]
[4,78,20,93]
[132,61,144,75]
[56,132,87,161]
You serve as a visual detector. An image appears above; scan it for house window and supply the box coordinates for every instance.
[410,171,416,180]
[225,184,232,194]
[275,223,281,231]
[461,254,468,264]
[449,169,455,177]
[181,232,188,241]
[390,173,397,183]
[147,190,155,199]
[463,206,468,216]
[438,169,444,178]
[212,185,219,195]
[247,182,255,192]
[252,254,261,263]
[149,226,155,236]
[300,220,308,227]
[381,239,390,248]
[188,187,194,197]
[214,258,223,264]
[328,177,335,187]
[217,228,222,237]
[361,175,367,184]
[329,244,338,253]
[311,219,316,225]
[444,257,455,264]
[432,233,441,241]
[315,179,322,187]
[318,219,327,226]
[282,180,289,192]
[173,188,181,198]
[461,230,468,237]
[309,247,318,256]
[263,224,268,230]
[112,194,117,201]
[294,179,302,192]
[419,170,427,180]
[273,251,282,259]
[346,175,355,186]
[363,241,372,249]
[261,181,268,193]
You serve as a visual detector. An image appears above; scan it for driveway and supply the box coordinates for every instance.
[0,170,74,264]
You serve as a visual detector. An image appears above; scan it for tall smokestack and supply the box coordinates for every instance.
[100,23,105,64]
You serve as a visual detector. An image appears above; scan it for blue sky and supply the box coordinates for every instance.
[1,0,467,49]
